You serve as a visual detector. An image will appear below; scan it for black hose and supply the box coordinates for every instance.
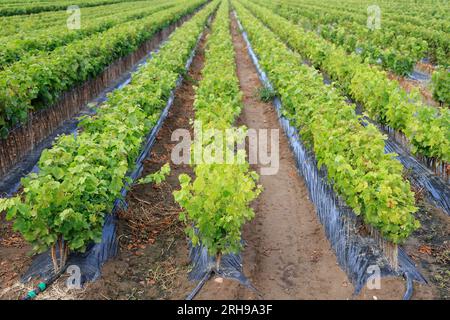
[403,272,414,300]
[186,271,212,300]
[20,265,68,300]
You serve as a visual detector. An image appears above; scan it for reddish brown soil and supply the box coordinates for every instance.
[387,72,437,107]
[0,213,32,298]
[416,61,435,74]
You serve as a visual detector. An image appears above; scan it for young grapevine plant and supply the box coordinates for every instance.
[174,1,262,261]
[175,162,261,257]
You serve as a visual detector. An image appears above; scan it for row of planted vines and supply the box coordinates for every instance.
[257,0,450,107]
[233,0,420,244]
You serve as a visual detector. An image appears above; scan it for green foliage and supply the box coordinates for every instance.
[0,0,148,17]
[193,1,243,131]
[137,163,171,185]
[256,85,276,102]
[243,0,449,163]
[0,0,207,139]
[0,1,177,70]
[174,163,261,256]
[257,0,449,67]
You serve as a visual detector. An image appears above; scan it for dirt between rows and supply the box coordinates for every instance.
[0,12,445,300]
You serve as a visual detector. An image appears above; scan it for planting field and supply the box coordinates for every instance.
[0,0,448,302]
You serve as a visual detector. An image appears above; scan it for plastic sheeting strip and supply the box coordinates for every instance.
[186,240,257,300]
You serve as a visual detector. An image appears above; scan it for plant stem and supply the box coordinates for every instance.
[51,244,59,274]
[216,252,222,272]
[63,244,69,268]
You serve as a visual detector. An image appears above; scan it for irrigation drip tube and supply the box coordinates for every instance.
[13,20,209,299]
[234,11,427,299]
[20,265,68,300]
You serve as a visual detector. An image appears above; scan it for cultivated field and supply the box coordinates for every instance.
[0,0,448,301]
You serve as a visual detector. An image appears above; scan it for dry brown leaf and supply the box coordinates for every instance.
[418,245,432,255]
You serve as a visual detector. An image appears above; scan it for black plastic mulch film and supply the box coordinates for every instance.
[186,241,256,300]
[233,11,427,299]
